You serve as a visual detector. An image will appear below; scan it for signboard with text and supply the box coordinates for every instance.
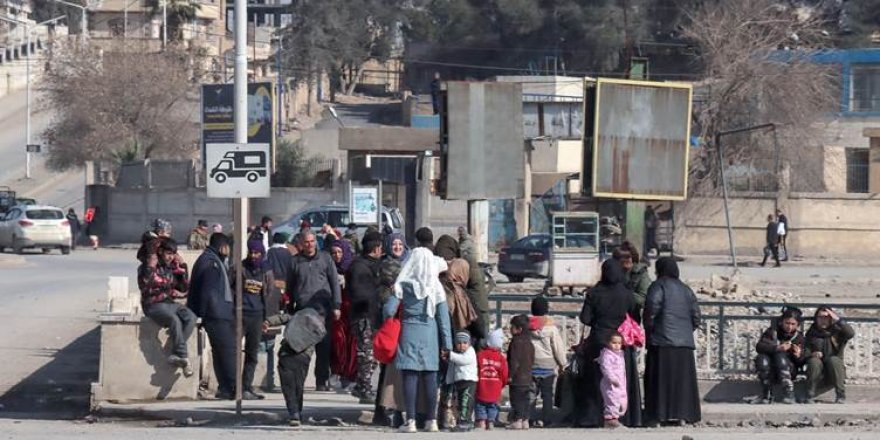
[350,186,379,224]
[201,83,275,170]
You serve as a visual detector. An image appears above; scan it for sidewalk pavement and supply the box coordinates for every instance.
[93,388,880,429]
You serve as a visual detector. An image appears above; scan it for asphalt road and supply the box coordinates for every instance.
[0,249,134,418]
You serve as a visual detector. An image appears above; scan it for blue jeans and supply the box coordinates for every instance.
[474,401,499,422]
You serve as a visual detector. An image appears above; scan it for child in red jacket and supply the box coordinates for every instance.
[475,329,509,430]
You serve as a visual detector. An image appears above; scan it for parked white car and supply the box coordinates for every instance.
[0,205,72,255]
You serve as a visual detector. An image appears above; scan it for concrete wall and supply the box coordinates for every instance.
[93,186,346,244]
[92,317,199,405]
[675,192,880,258]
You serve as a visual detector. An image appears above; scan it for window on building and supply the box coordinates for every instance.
[850,65,880,113]
[846,148,869,193]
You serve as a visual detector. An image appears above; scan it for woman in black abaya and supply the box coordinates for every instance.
[642,257,701,425]
[575,258,643,427]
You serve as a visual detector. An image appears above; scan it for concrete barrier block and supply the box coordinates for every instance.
[92,317,199,405]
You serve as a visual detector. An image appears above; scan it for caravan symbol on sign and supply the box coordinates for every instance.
[206,143,271,198]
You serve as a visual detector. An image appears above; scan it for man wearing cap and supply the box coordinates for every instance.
[188,219,210,251]
[137,218,174,263]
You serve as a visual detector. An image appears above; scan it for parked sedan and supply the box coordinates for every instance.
[0,205,72,254]
[497,233,552,283]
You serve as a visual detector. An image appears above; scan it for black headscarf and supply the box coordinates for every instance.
[655,256,680,279]
[598,258,626,285]
[434,234,460,261]
[580,258,637,343]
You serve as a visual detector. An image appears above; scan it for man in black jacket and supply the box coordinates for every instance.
[753,307,805,404]
[347,239,383,403]
[761,214,781,267]
[286,232,341,391]
[188,233,236,399]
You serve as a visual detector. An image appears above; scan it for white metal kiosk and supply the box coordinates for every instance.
[550,211,601,293]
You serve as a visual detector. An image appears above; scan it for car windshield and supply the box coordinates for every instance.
[26,209,64,220]
[514,236,550,249]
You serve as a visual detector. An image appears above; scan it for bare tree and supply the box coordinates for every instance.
[682,0,839,193]
[40,42,203,171]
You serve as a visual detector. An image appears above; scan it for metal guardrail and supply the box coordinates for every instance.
[488,294,880,378]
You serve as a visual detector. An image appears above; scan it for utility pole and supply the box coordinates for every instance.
[232,0,248,416]
[162,0,168,48]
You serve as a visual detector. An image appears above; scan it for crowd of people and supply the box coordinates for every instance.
[132,218,855,431]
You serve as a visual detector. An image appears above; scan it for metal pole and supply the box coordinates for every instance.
[124,3,127,40]
[162,0,167,48]
[715,123,776,270]
[25,28,31,179]
[715,133,736,269]
[276,38,282,137]
[233,0,248,416]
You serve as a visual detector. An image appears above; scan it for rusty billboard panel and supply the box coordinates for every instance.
[588,78,692,200]
[442,82,525,200]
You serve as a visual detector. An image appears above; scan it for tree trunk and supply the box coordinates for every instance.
[344,63,364,95]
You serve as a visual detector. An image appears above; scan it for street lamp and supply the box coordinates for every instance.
[48,0,88,43]
[0,14,67,179]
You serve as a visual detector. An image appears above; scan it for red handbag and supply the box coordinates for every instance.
[373,305,402,364]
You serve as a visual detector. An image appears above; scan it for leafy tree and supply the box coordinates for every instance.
[271,139,330,187]
[279,0,403,95]
[146,0,202,41]
[41,42,203,171]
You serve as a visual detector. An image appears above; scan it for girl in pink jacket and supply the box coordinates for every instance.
[598,332,627,428]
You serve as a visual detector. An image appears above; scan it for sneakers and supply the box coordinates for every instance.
[181,362,194,378]
[835,397,847,404]
[167,355,188,367]
[315,383,331,392]
[425,419,439,432]
[215,390,234,400]
[399,419,418,433]
[452,423,473,432]
[605,419,621,428]
[288,413,301,427]
[242,390,265,400]
[507,420,523,430]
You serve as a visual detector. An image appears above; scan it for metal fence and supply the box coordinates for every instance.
[488,294,880,380]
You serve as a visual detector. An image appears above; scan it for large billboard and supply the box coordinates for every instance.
[587,78,692,200]
[441,82,525,200]
[201,83,275,170]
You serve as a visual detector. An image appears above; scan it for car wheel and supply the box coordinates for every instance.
[214,173,227,183]
[42,248,51,254]
[61,246,71,255]
[246,172,258,182]
[506,275,524,283]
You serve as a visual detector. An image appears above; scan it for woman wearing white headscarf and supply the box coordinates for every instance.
[383,248,453,433]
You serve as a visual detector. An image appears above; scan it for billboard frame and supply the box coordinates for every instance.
[589,77,693,201]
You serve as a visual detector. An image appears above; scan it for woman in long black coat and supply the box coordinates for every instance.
[642,257,701,426]
[575,259,643,427]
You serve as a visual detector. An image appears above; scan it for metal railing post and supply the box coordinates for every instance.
[718,304,726,371]
[495,298,502,329]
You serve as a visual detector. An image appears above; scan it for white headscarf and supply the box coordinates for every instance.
[393,247,448,318]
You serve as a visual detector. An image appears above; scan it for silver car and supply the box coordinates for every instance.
[273,204,404,241]
[0,205,72,254]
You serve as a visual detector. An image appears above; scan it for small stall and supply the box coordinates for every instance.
[549,211,601,294]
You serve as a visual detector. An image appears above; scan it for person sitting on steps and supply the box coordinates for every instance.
[753,307,805,404]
